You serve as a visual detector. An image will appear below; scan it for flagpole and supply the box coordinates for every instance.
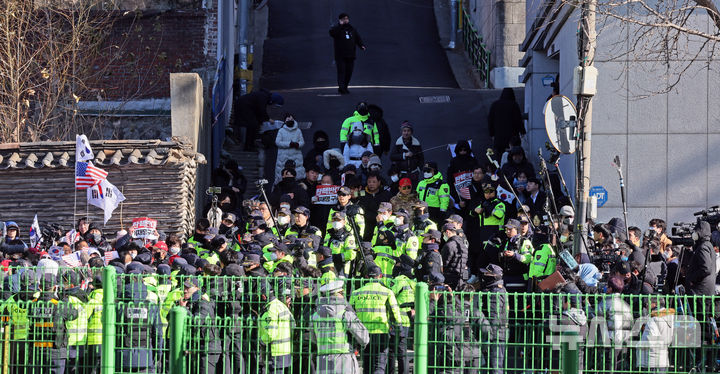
[120,186,124,230]
[73,177,77,226]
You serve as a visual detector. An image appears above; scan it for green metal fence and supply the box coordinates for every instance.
[461,8,491,88]
[0,266,718,373]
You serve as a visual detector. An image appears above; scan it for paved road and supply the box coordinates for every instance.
[259,0,511,184]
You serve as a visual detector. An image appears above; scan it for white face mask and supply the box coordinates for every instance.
[130,252,137,259]
[423,172,433,179]
[379,214,389,222]
[390,175,399,183]
[332,221,344,230]
[692,231,699,241]
[278,216,290,225]
[394,217,404,226]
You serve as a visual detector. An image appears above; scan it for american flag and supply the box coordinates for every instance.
[75,161,108,189]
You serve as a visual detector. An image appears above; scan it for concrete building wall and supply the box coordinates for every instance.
[466,0,526,88]
[522,3,720,226]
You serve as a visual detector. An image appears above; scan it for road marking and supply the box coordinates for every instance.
[419,95,451,103]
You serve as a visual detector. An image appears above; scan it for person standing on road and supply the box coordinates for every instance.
[329,13,366,94]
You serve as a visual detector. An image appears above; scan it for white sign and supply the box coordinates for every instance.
[131,217,158,240]
[312,185,340,205]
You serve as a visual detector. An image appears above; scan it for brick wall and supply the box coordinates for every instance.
[86,10,211,100]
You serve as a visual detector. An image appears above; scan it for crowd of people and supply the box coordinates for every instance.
[1,92,719,373]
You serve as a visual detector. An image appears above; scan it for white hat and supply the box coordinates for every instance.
[318,280,344,294]
[559,205,575,217]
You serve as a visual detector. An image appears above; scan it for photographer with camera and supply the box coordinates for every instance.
[686,220,716,296]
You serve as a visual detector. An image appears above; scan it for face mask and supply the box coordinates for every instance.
[422,242,439,251]
[278,216,290,225]
[560,235,568,243]
[513,178,527,189]
[316,140,328,150]
[621,256,629,262]
[130,252,137,259]
[692,232,699,241]
[423,172,433,179]
[269,253,278,261]
[390,175,399,183]
[394,218,404,226]
[329,158,341,168]
[282,177,294,184]
[442,234,449,242]
[332,221,344,230]
[563,218,572,226]
[285,120,295,128]
[92,233,101,243]
[219,225,229,235]
[379,214,389,222]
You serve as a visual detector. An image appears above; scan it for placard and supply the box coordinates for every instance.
[131,217,158,239]
[453,171,473,200]
[313,185,340,205]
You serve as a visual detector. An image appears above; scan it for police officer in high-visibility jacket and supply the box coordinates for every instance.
[62,271,89,374]
[416,161,451,223]
[410,201,437,237]
[259,280,295,374]
[389,256,416,374]
[311,280,370,374]
[498,219,534,288]
[349,263,402,374]
[469,175,506,271]
[324,211,358,277]
[339,102,380,149]
[286,206,323,266]
[27,274,79,374]
[315,246,338,285]
[327,186,365,240]
[84,275,103,374]
[527,227,557,282]
[1,272,35,372]
[371,203,402,277]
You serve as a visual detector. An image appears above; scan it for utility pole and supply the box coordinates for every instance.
[572,0,597,255]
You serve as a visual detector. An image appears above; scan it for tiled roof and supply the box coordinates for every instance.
[0,138,206,170]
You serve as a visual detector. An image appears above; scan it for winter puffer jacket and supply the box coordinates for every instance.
[636,308,675,369]
[275,121,306,181]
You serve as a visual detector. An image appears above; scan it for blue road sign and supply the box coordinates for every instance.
[590,186,608,207]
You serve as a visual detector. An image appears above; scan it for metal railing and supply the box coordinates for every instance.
[0,267,718,373]
[461,8,491,88]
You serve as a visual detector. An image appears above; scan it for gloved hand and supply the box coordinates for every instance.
[481,200,495,218]
[346,204,361,217]
[289,142,300,149]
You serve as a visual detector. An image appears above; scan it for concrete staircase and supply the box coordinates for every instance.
[223,143,262,198]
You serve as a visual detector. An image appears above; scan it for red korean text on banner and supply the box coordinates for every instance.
[453,171,473,200]
[131,217,158,239]
[312,185,341,205]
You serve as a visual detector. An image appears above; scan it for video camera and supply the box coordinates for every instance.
[670,222,696,247]
[670,205,720,246]
[694,205,720,229]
